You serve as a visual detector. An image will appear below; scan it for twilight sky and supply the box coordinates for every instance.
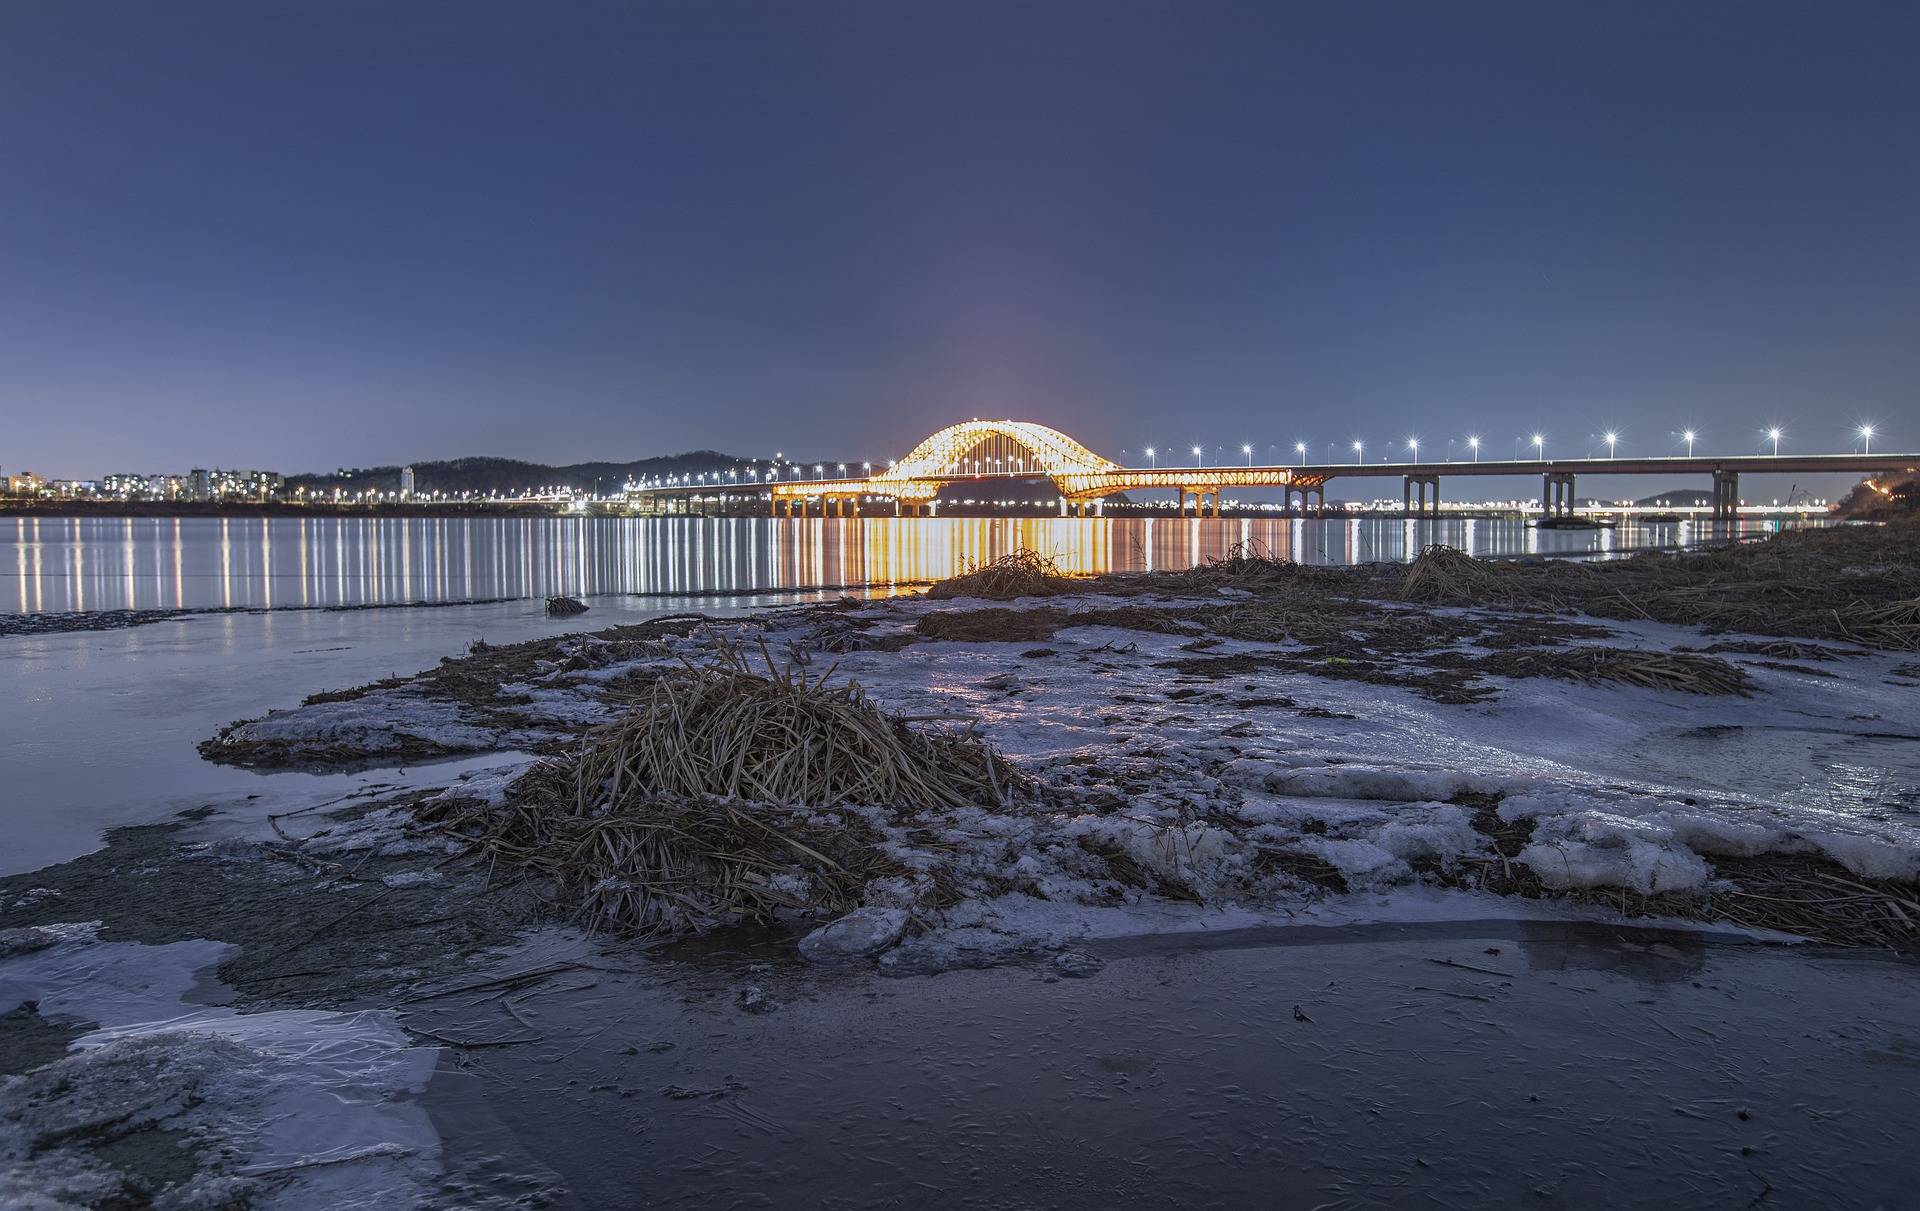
[2,1,1915,497]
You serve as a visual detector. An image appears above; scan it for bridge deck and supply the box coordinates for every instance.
[632,452,1914,497]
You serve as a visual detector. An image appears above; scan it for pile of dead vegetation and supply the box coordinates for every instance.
[1473,646,1752,695]
[1384,522,1920,650]
[419,643,1027,936]
[927,549,1078,600]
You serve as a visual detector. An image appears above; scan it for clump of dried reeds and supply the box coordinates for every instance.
[546,595,590,616]
[1481,647,1751,695]
[420,642,1026,935]
[1168,541,1313,594]
[1834,598,1920,650]
[1395,546,1524,606]
[927,549,1076,600]
[581,643,1026,808]
[1204,603,1296,644]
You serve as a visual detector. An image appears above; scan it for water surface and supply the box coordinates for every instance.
[3,514,1805,614]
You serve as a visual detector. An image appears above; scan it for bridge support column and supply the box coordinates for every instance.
[1210,491,1222,519]
[1541,472,1575,519]
[1403,474,1440,517]
[1712,470,1739,521]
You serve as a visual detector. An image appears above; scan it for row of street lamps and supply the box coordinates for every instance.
[629,424,1889,494]
[1134,425,1881,468]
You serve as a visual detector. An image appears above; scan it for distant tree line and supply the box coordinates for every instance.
[285,451,751,497]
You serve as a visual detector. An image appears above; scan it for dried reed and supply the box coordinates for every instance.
[927,549,1077,600]
[420,641,1027,935]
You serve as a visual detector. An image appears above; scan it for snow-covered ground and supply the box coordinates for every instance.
[4,577,1917,1207]
[188,585,1920,964]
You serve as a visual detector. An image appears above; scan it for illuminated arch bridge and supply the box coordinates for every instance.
[767,420,1319,517]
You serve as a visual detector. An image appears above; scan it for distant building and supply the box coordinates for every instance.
[186,468,283,501]
[102,473,156,497]
[5,471,46,497]
[400,465,416,497]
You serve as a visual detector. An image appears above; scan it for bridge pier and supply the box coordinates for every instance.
[1712,470,1740,521]
[1541,472,1576,519]
[1403,474,1440,518]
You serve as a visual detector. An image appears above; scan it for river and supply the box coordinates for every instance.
[2,513,1807,614]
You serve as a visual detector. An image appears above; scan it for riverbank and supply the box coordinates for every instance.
[4,521,1917,1205]
[187,522,1920,951]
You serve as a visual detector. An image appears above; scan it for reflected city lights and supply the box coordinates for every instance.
[0,515,1800,616]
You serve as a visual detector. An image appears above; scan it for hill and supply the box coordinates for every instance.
[286,452,761,497]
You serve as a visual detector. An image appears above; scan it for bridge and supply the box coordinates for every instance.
[624,419,1914,520]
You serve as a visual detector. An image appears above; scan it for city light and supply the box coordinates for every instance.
[1242,443,1253,466]
[1191,445,1202,467]
[1531,434,1545,458]
[1407,438,1419,461]
[1145,446,1156,468]
[1766,427,1782,456]
[1294,441,1306,466]
[1860,424,1876,454]
[1351,440,1363,462]
[1683,429,1696,457]
[1467,436,1480,462]
[1604,431,1618,458]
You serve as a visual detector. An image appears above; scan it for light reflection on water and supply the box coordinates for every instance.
[2,514,1809,614]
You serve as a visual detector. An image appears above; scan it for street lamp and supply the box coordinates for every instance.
[1351,440,1363,462]
[1242,443,1253,467]
[1766,428,1782,457]
[1531,434,1545,459]
[1467,436,1480,462]
[1407,438,1419,461]
[1860,424,1875,454]
[1683,430,1696,458]
[1191,445,1203,467]
[1604,431,1618,459]
[1294,441,1306,466]
[1145,446,1157,468]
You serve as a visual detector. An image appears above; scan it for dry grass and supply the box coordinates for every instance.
[916,608,1067,643]
[1396,545,1524,606]
[420,642,1025,935]
[1380,522,1920,651]
[915,605,1203,643]
[582,643,1025,809]
[1478,647,1751,695]
[545,595,589,616]
[927,548,1078,601]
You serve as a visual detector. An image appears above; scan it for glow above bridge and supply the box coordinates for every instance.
[767,419,1313,516]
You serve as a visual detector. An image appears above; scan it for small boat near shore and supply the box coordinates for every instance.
[1529,516,1618,530]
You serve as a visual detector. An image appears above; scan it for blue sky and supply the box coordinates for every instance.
[2,1,1913,498]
